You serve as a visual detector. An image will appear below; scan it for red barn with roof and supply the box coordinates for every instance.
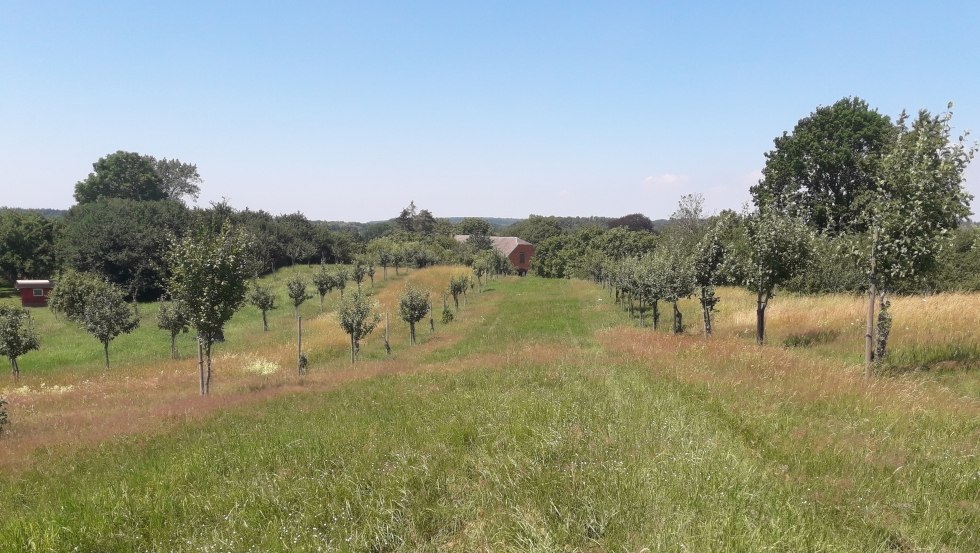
[15,280,54,307]
[454,235,535,276]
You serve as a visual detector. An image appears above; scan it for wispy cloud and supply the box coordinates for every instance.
[643,173,690,189]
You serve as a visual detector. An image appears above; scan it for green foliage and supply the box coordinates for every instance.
[56,199,190,299]
[311,264,335,308]
[455,217,493,236]
[166,223,253,393]
[74,151,168,204]
[0,305,40,378]
[285,276,312,315]
[337,290,380,362]
[739,211,813,300]
[752,97,895,234]
[0,209,56,282]
[157,299,190,358]
[859,107,975,292]
[50,271,139,368]
[448,274,469,310]
[351,260,367,289]
[399,287,430,345]
[441,306,455,324]
[608,213,655,232]
[334,267,349,296]
[248,285,276,312]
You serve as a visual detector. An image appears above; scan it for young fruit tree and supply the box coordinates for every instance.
[739,211,812,345]
[692,215,731,336]
[311,264,334,312]
[337,290,381,363]
[167,223,252,395]
[448,275,469,311]
[49,272,139,369]
[157,298,190,359]
[662,249,696,334]
[286,275,312,374]
[351,260,367,291]
[0,305,40,379]
[248,284,277,331]
[286,276,312,318]
[856,106,974,372]
[399,287,430,345]
[334,267,349,298]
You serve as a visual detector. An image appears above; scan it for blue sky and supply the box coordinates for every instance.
[2,1,978,221]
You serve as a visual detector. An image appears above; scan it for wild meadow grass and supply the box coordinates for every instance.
[0,272,977,551]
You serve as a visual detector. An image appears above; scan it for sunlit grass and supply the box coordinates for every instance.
[0,274,977,551]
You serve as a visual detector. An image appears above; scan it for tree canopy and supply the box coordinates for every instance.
[751,97,895,234]
[74,151,202,204]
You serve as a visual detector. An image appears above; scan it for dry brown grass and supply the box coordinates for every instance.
[709,286,980,350]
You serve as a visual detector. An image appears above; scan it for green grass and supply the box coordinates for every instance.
[0,274,977,551]
[0,264,381,377]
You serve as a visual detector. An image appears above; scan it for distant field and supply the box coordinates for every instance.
[0,269,977,551]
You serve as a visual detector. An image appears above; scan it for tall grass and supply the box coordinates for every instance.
[0,274,976,551]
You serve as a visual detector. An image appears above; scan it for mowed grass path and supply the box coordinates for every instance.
[1,274,978,551]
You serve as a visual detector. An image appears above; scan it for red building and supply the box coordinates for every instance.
[454,235,535,276]
[14,280,53,307]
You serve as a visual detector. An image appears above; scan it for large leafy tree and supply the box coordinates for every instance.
[0,210,56,282]
[166,223,253,395]
[56,198,190,299]
[752,97,895,235]
[74,151,201,204]
[858,106,975,370]
[0,305,40,379]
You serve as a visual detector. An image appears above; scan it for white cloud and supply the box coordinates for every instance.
[644,173,690,188]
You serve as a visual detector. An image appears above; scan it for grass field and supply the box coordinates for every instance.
[0,269,977,551]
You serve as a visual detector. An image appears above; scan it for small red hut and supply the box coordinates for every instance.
[15,280,54,307]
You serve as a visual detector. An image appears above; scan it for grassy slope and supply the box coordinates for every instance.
[0,274,978,551]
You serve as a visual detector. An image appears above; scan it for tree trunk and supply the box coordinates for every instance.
[652,300,660,330]
[10,358,18,380]
[319,295,324,312]
[198,337,205,395]
[874,291,892,363]
[701,288,713,337]
[261,309,268,331]
[864,282,877,374]
[410,321,416,345]
[297,316,303,374]
[204,340,213,395]
[638,299,645,327]
[756,290,767,345]
[383,265,387,280]
[384,317,392,353]
[429,301,434,332]
[350,335,356,364]
[672,302,683,334]
[171,332,179,359]
[103,341,110,369]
